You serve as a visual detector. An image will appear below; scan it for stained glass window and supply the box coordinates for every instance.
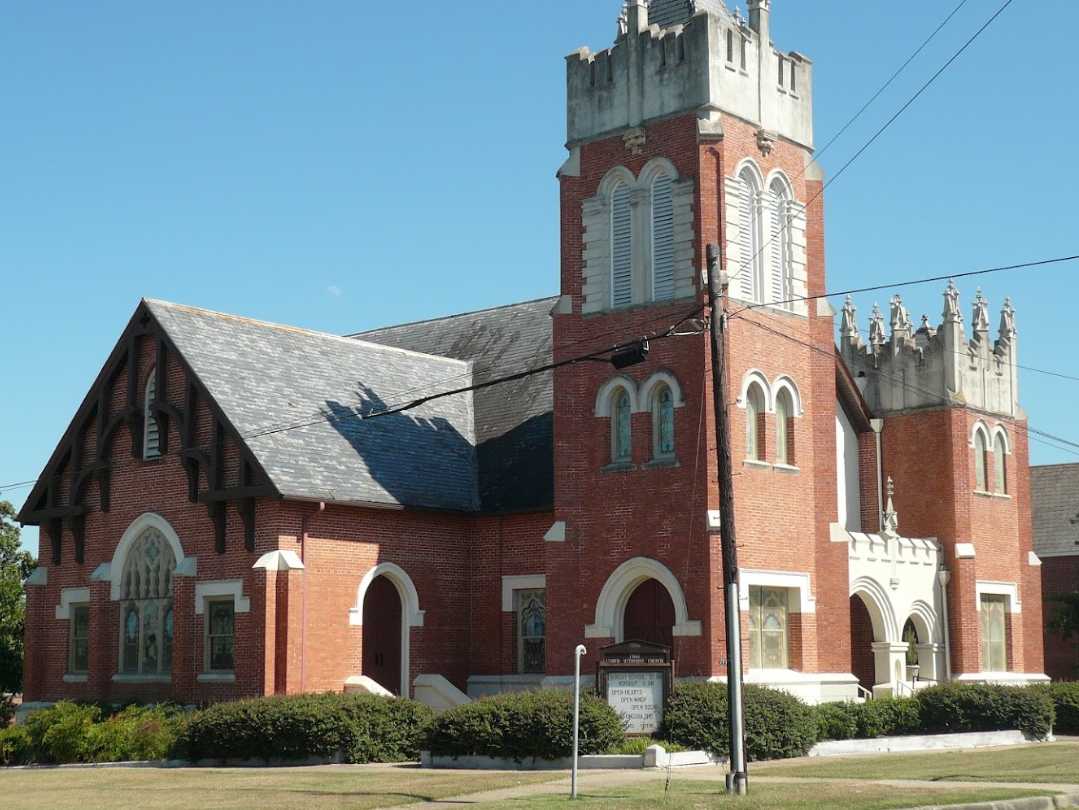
[516,589,546,675]
[974,431,989,492]
[118,528,176,676]
[613,390,632,463]
[207,600,235,672]
[746,384,766,461]
[902,619,919,667]
[775,388,795,466]
[749,586,789,670]
[69,604,90,673]
[980,594,1008,672]
[993,433,1008,494]
[654,386,675,458]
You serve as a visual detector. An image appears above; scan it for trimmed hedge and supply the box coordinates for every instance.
[816,698,921,740]
[915,683,1054,740]
[1033,682,1079,735]
[426,690,624,761]
[178,693,433,764]
[661,683,818,761]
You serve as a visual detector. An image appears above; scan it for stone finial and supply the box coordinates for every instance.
[942,279,961,323]
[889,294,912,337]
[869,303,886,347]
[972,288,990,334]
[882,476,899,536]
[841,295,858,339]
[999,297,1016,338]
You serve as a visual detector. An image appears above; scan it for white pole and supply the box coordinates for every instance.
[571,644,587,800]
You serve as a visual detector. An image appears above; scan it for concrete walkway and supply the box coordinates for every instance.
[409,765,1079,808]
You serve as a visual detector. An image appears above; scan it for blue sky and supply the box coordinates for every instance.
[3,1,1077,556]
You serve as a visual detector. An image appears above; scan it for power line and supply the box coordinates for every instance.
[731,255,1079,318]
[730,0,1017,286]
[0,480,37,495]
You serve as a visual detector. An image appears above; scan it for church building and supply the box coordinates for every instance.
[19,0,1047,711]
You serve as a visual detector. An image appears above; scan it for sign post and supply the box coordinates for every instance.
[571,644,586,800]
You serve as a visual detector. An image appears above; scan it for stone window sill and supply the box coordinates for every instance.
[112,674,171,684]
[974,490,1011,500]
[601,462,637,474]
[743,459,771,469]
[63,673,88,684]
[198,672,237,684]
[645,458,680,470]
[774,463,800,474]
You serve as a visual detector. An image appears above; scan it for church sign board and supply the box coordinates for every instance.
[597,640,674,736]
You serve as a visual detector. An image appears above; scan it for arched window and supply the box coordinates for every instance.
[651,173,675,302]
[143,368,161,459]
[612,389,633,464]
[993,432,1008,494]
[775,388,795,466]
[974,429,989,492]
[737,166,764,304]
[118,528,176,676]
[610,182,634,308]
[902,619,920,667]
[653,385,675,459]
[768,177,793,308]
[746,383,766,462]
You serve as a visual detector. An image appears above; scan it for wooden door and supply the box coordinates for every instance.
[362,576,402,695]
[623,579,675,648]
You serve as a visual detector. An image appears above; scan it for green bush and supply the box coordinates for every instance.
[661,683,817,761]
[86,705,184,763]
[24,701,101,764]
[178,693,432,764]
[1032,682,1079,735]
[606,736,688,755]
[0,725,32,766]
[815,701,859,741]
[916,683,1054,740]
[426,690,624,762]
[816,699,920,741]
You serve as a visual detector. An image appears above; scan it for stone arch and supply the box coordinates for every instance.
[733,157,765,190]
[771,375,803,416]
[907,599,936,644]
[639,156,679,185]
[850,576,898,642]
[349,562,425,697]
[991,424,1012,455]
[594,375,640,417]
[586,557,701,641]
[737,369,772,412]
[109,513,191,601]
[598,165,638,198]
[639,370,686,412]
[969,419,992,449]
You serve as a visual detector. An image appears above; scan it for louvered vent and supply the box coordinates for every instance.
[651,174,675,301]
[144,370,161,459]
[736,177,758,303]
[611,184,634,308]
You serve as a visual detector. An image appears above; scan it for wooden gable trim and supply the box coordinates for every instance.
[19,301,282,562]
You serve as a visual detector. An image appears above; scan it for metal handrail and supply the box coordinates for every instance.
[855,684,873,701]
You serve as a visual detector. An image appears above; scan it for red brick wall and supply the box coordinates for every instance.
[1041,556,1079,680]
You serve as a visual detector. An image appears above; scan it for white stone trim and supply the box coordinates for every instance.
[586,557,701,641]
[62,674,88,684]
[969,420,992,449]
[954,672,1050,685]
[594,375,639,417]
[638,370,686,412]
[739,570,815,614]
[975,580,1021,614]
[252,549,305,571]
[194,580,251,615]
[197,672,237,684]
[1028,551,1042,567]
[90,563,111,582]
[736,369,772,411]
[112,674,170,684]
[349,562,425,697]
[707,510,722,530]
[991,424,1012,455]
[55,587,90,620]
[544,521,567,543]
[850,575,900,642]
[26,567,47,586]
[955,542,976,559]
[771,375,804,416]
[109,513,193,601]
[501,575,546,612]
[638,156,680,185]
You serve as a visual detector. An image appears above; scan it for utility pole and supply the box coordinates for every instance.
[706,243,748,796]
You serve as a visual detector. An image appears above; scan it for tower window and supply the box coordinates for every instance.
[993,433,1008,494]
[778,55,785,87]
[737,166,764,304]
[610,183,634,308]
[651,173,675,301]
[653,385,676,460]
[612,389,633,464]
[727,29,734,63]
[740,37,747,71]
[746,383,766,462]
[790,62,798,93]
[769,177,794,308]
[776,388,795,466]
[974,430,989,492]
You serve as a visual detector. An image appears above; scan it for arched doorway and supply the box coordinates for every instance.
[623,579,675,648]
[849,595,877,693]
[361,575,402,695]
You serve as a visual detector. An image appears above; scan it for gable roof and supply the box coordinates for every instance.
[146,300,481,512]
[356,296,558,513]
[1031,463,1079,558]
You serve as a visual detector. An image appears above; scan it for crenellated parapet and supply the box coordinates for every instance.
[566,0,813,148]
[840,282,1021,418]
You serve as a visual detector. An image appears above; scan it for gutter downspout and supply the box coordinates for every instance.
[938,569,953,683]
[298,501,325,693]
[870,419,885,530]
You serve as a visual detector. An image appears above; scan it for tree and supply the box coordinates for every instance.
[0,501,37,694]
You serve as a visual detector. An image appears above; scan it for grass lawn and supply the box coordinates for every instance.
[471,779,1052,809]
[753,742,1079,785]
[0,764,558,810]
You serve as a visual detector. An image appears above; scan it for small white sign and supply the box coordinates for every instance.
[606,671,664,735]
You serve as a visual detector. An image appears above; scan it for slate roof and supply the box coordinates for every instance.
[147,300,481,512]
[647,0,729,29]
[1031,464,1079,558]
[356,297,558,513]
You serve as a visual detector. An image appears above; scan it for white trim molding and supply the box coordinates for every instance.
[501,575,546,612]
[544,521,567,543]
[349,562,425,628]
[594,376,639,417]
[1027,551,1042,567]
[55,587,90,620]
[194,580,251,615]
[252,549,305,571]
[638,370,686,412]
[771,375,804,416]
[975,580,1021,614]
[586,556,701,640]
[109,513,194,601]
[26,567,47,586]
[739,570,815,614]
[736,369,772,411]
[955,543,976,560]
